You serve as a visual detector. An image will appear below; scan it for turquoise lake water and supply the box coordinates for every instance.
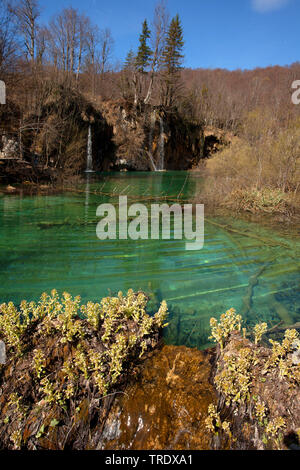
[0,171,299,348]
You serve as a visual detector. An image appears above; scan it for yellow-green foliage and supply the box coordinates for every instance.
[214,347,256,406]
[0,302,31,353]
[265,329,300,383]
[81,301,101,330]
[39,377,65,406]
[32,349,46,379]
[265,416,286,437]
[254,399,268,425]
[205,404,232,438]
[74,346,89,380]
[253,323,268,345]
[207,312,300,448]
[267,329,299,367]
[10,429,22,450]
[0,289,168,409]
[209,308,242,350]
[0,289,168,351]
[210,316,300,407]
[8,393,22,412]
[99,290,168,344]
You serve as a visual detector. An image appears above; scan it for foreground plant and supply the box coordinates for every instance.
[209,308,242,351]
[0,289,168,450]
[206,311,300,450]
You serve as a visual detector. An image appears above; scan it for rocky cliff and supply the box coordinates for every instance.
[1,86,232,182]
[100,101,205,171]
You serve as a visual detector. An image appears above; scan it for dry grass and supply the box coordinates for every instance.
[203,109,300,217]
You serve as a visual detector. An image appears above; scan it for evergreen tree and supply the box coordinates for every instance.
[161,14,184,108]
[121,48,138,103]
[124,48,136,70]
[123,46,145,106]
[136,19,152,73]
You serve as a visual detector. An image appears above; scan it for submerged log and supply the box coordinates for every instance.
[271,297,293,326]
[241,264,269,320]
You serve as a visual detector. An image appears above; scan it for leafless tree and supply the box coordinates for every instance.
[144,0,169,104]
[76,14,90,80]
[35,26,47,66]
[10,0,40,64]
[0,0,19,73]
[47,7,95,79]
[99,28,114,75]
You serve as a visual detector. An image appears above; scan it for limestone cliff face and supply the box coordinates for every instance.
[99,101,205,171]
[0,91,231,182]
[0,85,115,180]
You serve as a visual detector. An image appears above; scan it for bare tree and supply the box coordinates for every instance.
[99,28,114,75]
[84,23,100,96]
[10,0,40,64]
[144,1,169,104]
[0,0,19,73]
[65,7,78,73]
[47,13,67,71]
[85,23,99,70]
[47,7,94,80]
[35,26,47,66]
[76,14,90,80]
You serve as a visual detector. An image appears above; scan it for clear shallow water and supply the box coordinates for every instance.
[0,172,299,348]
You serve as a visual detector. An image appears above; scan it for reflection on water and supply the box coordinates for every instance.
[0,172,299,349]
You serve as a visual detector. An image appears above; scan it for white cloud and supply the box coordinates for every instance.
[252,0,290,13]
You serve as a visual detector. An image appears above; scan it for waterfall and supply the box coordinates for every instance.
[158,116,165,171]
[148,113,157,171]
[148,151,157,172]
[86,124,94,173]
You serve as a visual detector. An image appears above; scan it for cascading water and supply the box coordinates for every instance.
[158,116,165,171]
[148,112,157,171]
[86,124,94,173]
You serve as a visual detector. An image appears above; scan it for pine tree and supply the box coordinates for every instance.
[124,48,136,70]
[121,49,138,103]
[161,14,184,108]
[136,20,152,73]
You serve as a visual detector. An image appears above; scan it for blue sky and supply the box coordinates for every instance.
[39,0,300,70]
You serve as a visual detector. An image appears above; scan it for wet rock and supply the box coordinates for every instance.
[101,102,206,171]
[97,345,216,450]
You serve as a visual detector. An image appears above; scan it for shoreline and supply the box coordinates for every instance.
[1,174,299,225]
